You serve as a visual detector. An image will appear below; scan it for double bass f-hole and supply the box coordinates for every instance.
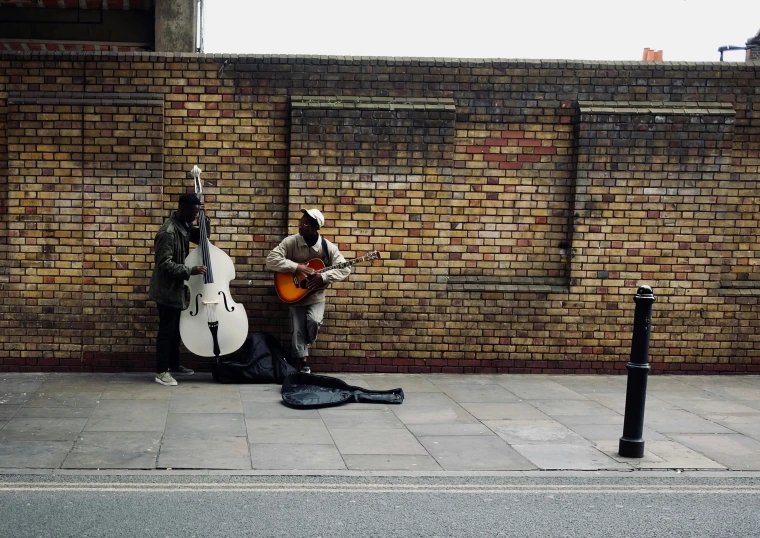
[190,293,202,316]
[219,291,235,312]
[190,292,231,316]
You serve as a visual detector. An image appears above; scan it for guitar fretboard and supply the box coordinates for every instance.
[315,253,379,274]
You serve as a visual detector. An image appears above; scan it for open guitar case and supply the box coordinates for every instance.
[212,332,404,409]
[281,372,404,409]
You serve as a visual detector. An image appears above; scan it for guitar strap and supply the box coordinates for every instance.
[321,237,332,267]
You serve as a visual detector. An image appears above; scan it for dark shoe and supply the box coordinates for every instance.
[300,364,311,374]
[173,365,195,375]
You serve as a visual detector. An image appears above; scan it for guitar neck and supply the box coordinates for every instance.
[316,255,374,274]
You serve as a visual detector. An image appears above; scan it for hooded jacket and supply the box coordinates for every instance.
[149,213,209,309]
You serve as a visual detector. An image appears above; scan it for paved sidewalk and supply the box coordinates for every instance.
[1,372,760,472]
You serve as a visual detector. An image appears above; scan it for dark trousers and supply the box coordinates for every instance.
[156,304,182,374]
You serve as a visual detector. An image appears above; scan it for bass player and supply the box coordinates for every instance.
[266,209,350,374]
[149,193,209,386]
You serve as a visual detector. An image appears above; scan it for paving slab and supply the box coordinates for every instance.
[681,377,760,393]
[23,392,103,409]
[39,374,114,391]
[582,393,627,411]
[364,375,439,393]
[250,443,346,470]
[14,407,93,419]
[703,413,760,427]
[530,399,622,418]
[670,398,760,415]
[0,406,20,421]
[62,432,161,469]
[169,378,237,395]
[242,400,320,419]
[0,373,48,393]
[551,412,625,426]
[484,419,589,445]
[595,440,726,470]
[550,375,627,395]
[107,373,151,385]
[328,375,371,389]
[330,428,428,455]
[100,385,173,400]
[164,413,247,437]
[695,386,760,403]
[84,400,169,432]
[646,377,702,391]
[671,434,760,470]
[434,383,520,403]
[406,423,496,437]
[246,418,333,444]
[418,435,535,471]
[718,423,760,441]
[390,393,479,425]
[158,436,251,469]
[0,417,87,441]
[654,390,744,408]
[0,440,73,468]
[0,392,34,406]
[563,423,668,442]
[643,409,735,435]
[512,443,629,470]
[319,408,405,429]
[427,374,497,385]
[237,385,284,402]
[168,393,243,414]
[494,376,587,400]
[342,454,442,471]
[459,402,551,421]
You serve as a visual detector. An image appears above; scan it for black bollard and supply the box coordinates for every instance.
[618,285,656,458]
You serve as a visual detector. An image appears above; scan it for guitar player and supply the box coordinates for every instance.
[266,208,350,373]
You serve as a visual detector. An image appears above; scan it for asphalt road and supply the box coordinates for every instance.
[1,474,759,537]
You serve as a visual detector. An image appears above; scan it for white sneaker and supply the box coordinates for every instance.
[155,372,177,386]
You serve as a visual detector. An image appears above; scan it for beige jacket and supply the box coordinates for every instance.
[266,233,350,306]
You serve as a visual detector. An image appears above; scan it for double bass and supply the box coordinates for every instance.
[179,166,248,358]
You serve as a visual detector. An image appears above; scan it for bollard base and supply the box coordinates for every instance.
[619,437,645,458]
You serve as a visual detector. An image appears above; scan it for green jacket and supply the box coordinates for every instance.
[149,213,209,309]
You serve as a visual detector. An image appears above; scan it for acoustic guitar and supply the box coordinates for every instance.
[274,251,380,304]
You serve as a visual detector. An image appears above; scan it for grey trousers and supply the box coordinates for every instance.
[288,302,325,359]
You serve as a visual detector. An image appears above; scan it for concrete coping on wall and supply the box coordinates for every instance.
[578,100,735,115]
[291,95,456,111]
[2,50,758,69]
[8,91,164,106]
[719,280,760,296]
[718,289,760,296]
[448,283,568,293]
[446,276,567,294]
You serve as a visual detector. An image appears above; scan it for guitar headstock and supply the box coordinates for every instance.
[366,251,381,261]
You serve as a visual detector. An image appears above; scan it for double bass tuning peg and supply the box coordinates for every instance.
[191,166,203,197]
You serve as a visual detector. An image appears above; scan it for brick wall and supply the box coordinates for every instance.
[0,53,758,374]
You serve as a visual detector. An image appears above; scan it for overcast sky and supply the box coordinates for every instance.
[203,0,760,62]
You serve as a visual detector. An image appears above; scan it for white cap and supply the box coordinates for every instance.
[300,208,325,229]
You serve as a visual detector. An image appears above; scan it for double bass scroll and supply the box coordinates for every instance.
[179,166,248,358]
